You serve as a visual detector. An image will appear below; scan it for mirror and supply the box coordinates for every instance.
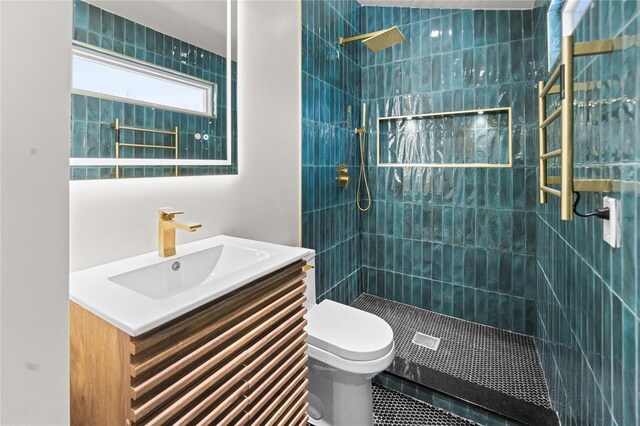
[69,0,237,180]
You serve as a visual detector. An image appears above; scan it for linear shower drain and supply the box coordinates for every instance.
[412,332,441,351]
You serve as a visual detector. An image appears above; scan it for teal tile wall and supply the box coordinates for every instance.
[71,0,237,179]
[534,1,640,425]
[378,109,511,166]
[302,1,639,424]
[301,0,363,304]
[360,7,545,334]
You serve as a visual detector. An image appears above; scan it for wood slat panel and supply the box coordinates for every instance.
[274,391,309,426]
[131,304,306,423]
[198,349,308,426]
[72,261,309,426]
[131,274,304,377]
[291,409,309,426]
[172,329,308,426]
[214,351,308,426]
[258,379,309,426]
[131,280,305,387]
[133,318,306,424]
[130,260,305,354]
[245,367,309,425]
[219,377,309,426]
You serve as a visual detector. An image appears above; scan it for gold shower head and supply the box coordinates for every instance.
[339,26,405,52]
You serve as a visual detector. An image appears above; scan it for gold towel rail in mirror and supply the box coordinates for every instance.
[113,118,179,178]
[537,35,631,221]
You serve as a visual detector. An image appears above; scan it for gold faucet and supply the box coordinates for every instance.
[158,208,202,257]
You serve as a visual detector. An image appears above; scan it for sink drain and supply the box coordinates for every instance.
[172,261,181,271]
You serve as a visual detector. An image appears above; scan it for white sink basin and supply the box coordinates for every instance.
[70,235,313,336]
[109,245,271,299]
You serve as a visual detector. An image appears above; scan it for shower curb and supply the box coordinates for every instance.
[353,294,560,426]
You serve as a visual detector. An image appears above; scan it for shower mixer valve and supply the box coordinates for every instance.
[337,164,350,188]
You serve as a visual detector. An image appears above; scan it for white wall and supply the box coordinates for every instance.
[0,2,72,424]
[1,0,300,422]
[70,0,301,270]
[70,0,302,271]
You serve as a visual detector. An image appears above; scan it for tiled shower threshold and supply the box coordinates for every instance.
[353,294,559,426]
[310,384,478,426]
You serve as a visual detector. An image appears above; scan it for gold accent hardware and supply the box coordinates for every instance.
[113,119,179,179]
[377,106,512,168]
[574,39,614,56]
[540,64,562,97]
[337,164,350,188]
[572,35,637,58]
[540,149,562,160]
[541,186,562,197]
[302,265,314,272]
[355,103,367,134]
[538,36,574,220]
[560,35,574,221]
[340,26,405,52]
[117,143,177,150]
[548,81,602,95]
[547,177,616,192]
[540,105,563,128]
[537,81,548,204]
[158,208,202,257]
[537,35,638,217]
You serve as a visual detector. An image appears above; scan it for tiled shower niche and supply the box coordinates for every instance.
[378,108,512,166]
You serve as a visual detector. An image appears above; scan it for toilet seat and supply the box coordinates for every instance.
[306,339,396,375]
[305,300,394,362]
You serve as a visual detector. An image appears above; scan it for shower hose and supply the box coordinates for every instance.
[356,131,372,212]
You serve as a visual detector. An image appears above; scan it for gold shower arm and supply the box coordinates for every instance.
[339,30,386,45]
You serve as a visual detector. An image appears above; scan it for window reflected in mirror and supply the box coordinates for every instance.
[70,0,237,180]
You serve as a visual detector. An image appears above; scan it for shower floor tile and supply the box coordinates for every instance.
[353,294,558,426]
[308,384,478,426]
[372,384,478,426]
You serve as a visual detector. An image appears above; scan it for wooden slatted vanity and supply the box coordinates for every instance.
[71,260,309,425]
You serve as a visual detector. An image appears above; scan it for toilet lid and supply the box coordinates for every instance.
[306,300,394,362]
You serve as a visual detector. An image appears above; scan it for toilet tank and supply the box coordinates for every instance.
[303,252,316,311]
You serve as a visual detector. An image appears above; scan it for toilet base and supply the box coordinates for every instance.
[306,356,375,426]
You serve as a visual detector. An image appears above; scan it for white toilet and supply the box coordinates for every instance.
[303,255,395,426]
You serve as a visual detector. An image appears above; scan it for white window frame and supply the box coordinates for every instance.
[72,43,216,118]
[562,0,593,36]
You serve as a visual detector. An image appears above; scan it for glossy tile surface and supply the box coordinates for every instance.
[301,3,640,425]
[371,384,478,425]
[355,294,557,425]
[534,1,640,425]
[71,0,237,179]
[360,6,544,334]
[375,372,522,426]
[302,0,363,304]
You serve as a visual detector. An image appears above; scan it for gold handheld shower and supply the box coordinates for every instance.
[339,26,405,52]
[355,103,371,212]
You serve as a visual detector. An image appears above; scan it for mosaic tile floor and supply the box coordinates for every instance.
[308,384,477,426]
[372,384,478,426]
[353,294,558,426]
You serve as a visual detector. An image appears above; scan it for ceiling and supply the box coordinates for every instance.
[357,0,538,10]
[87,0,235,58]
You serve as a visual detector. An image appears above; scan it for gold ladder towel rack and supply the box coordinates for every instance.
[113,118,179,179]
[537,35,631,220]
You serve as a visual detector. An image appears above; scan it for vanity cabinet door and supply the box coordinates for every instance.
[71,260,310,426]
